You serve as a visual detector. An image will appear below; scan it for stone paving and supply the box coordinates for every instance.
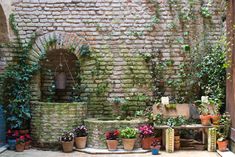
[1,149,219,157]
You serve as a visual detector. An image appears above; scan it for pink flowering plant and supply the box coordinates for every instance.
[7,129,19,139]
[16,135,25,144]
[138,124,154,138]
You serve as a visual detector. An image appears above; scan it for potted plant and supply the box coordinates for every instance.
[217,113,231,151]
[15,135,25,152]
[151,139,161,155]
[24,134,32,150]
[196,100,211,126]
[7,129,19,150]
[105,129,120,151]
[73,125,88,149]
[209,99,221,125]
[59,131,74,153]
[120,127,138,151]
[139,124,154,149]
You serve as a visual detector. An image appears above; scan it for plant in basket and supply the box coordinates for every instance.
[24,134,32,150]
[73,125,88,149]
[120,127,138,151]
[139,124,154,149]
[105,129,120,151]
[7,129,19,150]
[16,135,25,152]
[151,139,161,155]
[59,131,74,153]
[217,112,231,151]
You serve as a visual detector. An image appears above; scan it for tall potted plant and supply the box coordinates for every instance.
[196,101,211,126]
[105,129,120,151]
[120,127,138,151]
[74,125,88,149]
[217,113,231,151]
[59,131,74,153]
[15,136,25,152]
[138,124,154,149]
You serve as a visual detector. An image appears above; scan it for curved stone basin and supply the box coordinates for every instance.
[84,118,147,149]
[30,101,87,149]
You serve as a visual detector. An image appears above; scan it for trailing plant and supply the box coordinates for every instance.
[0,14,39,129]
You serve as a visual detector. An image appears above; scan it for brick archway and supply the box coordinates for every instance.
[29,31,87,65]
[0,5,9,42]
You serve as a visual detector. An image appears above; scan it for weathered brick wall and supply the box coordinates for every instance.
[0,0,226,117]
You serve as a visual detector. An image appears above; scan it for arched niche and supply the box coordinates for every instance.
[40,49,78,102]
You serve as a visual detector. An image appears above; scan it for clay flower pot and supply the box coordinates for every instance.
[62,140,74,153]
[106,140,118,151]
[16,143,25,152]
[200,115,211,126]
[141,137,154,150]
[75,136,87,149]
[217,140,228,151]
[24,141,31,150]
[122,138,136,151]
[211,115,220,125]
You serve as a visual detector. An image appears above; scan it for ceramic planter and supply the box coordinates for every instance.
[106,140,118,151]
[8,139,16,150]
[122,138,136,151]
[200,115,211,126]
[16,143,25,152]
[75,136,87,149]
[62,140,74,153]
[141,137,154,150]
[211,115,220,125]
[217,140,228,151]
[151,145,161,155]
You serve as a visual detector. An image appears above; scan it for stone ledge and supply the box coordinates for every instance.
[76,148,150,154]
[217,150,235,157]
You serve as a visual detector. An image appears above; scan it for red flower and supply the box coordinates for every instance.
[14,130,19,137]
[7,129,12,134]
[20,136,25,140]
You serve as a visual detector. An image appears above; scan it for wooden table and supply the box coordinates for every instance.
[154,124,219,152]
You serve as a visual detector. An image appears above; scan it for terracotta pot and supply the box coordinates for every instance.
[141,137,154,150]
[174,135,180,141]
[122,138,136,151]
[217,140,228,151]
[62,140,74,153]
[174,142,180,150]
[75,136,87,149]
[19,129,29,135]
[200,115,211,126]
[211,115,220,125]
[24,141,31,150]
[16,143,25,152]
[106,140,118,151]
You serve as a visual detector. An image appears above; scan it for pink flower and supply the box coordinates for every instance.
[20,136,25,140]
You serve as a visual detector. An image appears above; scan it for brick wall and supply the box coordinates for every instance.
[0,0,226,117]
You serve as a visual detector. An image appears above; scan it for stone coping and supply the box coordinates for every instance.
[76,148,150,154]
[84,118,147,124]
[31,101,86,106]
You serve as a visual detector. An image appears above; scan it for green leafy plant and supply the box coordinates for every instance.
[217,112,231,141]
[120,127,138,139]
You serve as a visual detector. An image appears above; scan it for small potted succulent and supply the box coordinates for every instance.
[59,131,74,153]
[7,129,19,150]
[151,139,161,155]
[15,135,25,152]
[105,129,120,151]
[217,113,231,151]
[139,124,154,149]
[24,134,32,150]
[73,125,88,149]
[120,127,138,151]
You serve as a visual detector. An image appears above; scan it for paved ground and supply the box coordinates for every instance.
[1,149,220,157]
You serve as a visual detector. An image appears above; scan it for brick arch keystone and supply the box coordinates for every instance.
[29,31,87,65]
